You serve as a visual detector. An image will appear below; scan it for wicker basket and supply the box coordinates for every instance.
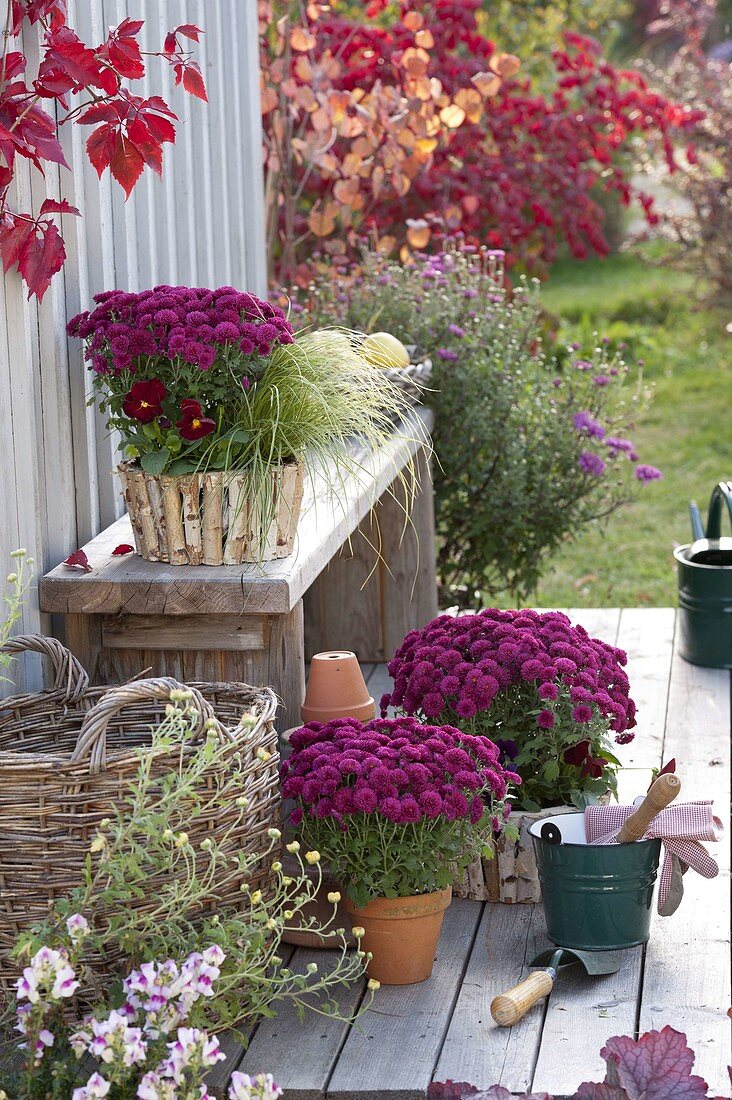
[382,359,433,407]
[0,635,279,995]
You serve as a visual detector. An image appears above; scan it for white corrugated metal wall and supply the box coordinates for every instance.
[0,0,266,690]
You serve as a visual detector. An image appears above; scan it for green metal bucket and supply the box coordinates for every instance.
[676,481,732,669]
[530,814,661,951]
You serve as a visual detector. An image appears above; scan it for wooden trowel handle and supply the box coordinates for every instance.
[491,970,554,1027]
[617,773,681,843]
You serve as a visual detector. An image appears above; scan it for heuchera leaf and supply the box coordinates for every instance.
[574,1085,628,1099]
[428,1084,479,1100]
[601,1028,711,1100]
[62,549,92,573]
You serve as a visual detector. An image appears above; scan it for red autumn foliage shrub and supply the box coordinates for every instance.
[261,0,701,279]
[0,4,206,300]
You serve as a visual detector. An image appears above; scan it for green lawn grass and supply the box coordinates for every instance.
[525,251,731,608]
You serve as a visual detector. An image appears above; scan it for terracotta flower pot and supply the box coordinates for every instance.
[345,887,452,985]
[301,651,375,724]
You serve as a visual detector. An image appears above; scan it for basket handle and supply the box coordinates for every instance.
[71,677,229,775]
[0,634,89,702]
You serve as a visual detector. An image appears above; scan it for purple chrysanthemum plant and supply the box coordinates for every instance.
[281,716,520,908]
[382,609,637,812]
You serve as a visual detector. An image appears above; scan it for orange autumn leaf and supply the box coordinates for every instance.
[461,194,480,216]
[406,218,431,248]
[290,26,316,51]
[415,29,434,49]
[489,52,521,78]
[443,203,463,228]
[454,87,484,123]
[308,203,337,236]
[375,234,397,254]
[472,71,502,98]
[403,11,424,31]
[439,103,466,128]
[400,47,430,78]
[260,85,278,114]
[333,177,365,210]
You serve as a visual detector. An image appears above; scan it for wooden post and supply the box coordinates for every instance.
[304,447,438,661]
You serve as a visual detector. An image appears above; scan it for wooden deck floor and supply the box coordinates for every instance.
[213,609,730,1099]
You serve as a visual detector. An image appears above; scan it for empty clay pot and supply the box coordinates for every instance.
[301,651,375,724]
[345,887,452,985]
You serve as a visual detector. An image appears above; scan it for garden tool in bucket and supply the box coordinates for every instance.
[675,480,732,668]
[490,776,687,1027]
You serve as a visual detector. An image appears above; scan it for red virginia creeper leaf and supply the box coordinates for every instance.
[18,219,66,300]
[116,18,144,37]
[0,216,35,272]
[100,25,145,81]
[109,133,145,197]
[163,32,178,56]
[86,124,117,178]
[174,23,202,42]
[602,1028,711,1100]
[76,102,120,125]
[127,117,163,175]
[174,60,207,102]
[1,52,27,81]
[39,198,80,216]
[62,549,92,573]
[44,27,118,95]
[112,543,134,555]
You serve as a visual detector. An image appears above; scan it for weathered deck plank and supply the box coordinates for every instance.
[637,650,730,1095]
[328,901,482,1100]
[234,949,367,1100]
[434,902,546,1094]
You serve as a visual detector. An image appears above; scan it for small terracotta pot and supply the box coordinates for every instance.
[301,651,375,724]
[345,887,452,985]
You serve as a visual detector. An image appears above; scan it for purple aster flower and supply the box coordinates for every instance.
[635,464,662,482]
[579,451,606,477]
[573,410,606,440]
[438,348,459,361]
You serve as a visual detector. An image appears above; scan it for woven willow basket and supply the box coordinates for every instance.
[0,635,279,996]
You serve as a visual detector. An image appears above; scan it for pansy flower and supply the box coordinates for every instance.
[176,399,216,441]
[122,380,166,423]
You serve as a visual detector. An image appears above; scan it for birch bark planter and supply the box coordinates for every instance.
[454,806,580,905]
[119,461,304,566]
[345,887,452,985]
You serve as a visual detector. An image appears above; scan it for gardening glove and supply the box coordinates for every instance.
[584,801,722,916]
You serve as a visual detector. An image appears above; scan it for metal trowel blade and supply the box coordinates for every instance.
[530,947,622,975]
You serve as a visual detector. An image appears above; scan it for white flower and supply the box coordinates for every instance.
[16,946,79,1004]
[163,1027,225,1085]
[72,1072,110,1100]
[228,1071,283,1100]
[136,1072,177,1100]
[88,1009,147,1068]
[66,914,90,942]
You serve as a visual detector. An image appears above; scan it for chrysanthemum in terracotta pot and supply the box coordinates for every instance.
[382,609,637,903]
[281,716,519,984]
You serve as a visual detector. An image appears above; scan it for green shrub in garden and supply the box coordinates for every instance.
[299,246,661,606]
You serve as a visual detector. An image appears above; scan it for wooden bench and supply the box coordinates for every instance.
[209,609,731,1099]
[40,408,437,730]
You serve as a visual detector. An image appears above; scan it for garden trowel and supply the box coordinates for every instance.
[490,947,621,1027]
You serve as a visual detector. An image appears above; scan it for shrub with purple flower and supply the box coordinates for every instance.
[293,243,662,605]
[383,609,637,811]
[281,716,520,907]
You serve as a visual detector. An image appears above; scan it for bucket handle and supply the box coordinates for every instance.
[705,481,732,539]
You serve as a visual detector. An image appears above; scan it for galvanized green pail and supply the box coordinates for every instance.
[531,814,661,951]
[676,480,732,669]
